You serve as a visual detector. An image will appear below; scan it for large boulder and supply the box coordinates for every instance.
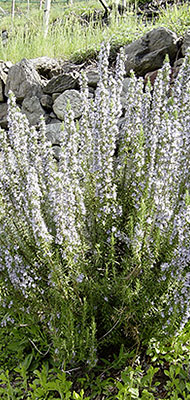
[124,27,179,76]
[43,72,79,94]
[53,89,82,120]
[22,96,46,126]
[5,58,43,102]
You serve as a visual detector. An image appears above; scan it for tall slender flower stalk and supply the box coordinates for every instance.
[0,46,190,367]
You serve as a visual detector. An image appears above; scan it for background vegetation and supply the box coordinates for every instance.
[0,0,189,63]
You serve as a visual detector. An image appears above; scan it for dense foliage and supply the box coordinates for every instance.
[0,44,190,384]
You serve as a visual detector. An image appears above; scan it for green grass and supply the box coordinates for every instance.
[0,7,145,62]
[156,2,190,36]
[0,0,189,63]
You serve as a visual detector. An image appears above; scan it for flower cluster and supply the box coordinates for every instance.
[0,46,190,366]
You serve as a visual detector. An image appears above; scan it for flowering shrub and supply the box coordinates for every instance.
[0,45,190,368]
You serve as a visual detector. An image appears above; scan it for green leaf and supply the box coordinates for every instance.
[128,388,139,398]
[174,366,180,376]
[72,391,86,400]
[141,389,155,399]
[121,372,131,385]
[116,381,124,390]
[151,356,158,362]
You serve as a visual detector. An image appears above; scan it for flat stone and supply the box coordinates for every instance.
[53,89,82,120]
[43,72,79,94]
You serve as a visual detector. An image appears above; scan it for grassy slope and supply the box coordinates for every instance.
[0,0,189,63]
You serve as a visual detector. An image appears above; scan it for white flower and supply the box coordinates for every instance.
[76,273,84,283]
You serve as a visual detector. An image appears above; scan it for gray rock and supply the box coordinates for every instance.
[40,94,53,109]
[0,79,4,102]
[182,31,190,56]
[50,118,61,124]
[30,56,64,79]
[86,69,99,88]
[124,27,178,76]
[49,111,60,121]
[5,58,43,101]
[0,61,12,84]
[22,96,46,126]
[173,58,184,68]
[53,89,82,120]
[88,86,95,96]
[122,77,131,94]
[46,122,63,145]
[120,78,132,108]
[0,103,8,128]
[1,30,8,46]
[52,145,61,161]
[52,93,61,102]
[43,72,79,94]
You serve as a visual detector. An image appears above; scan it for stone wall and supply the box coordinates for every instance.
[0,27,189,157]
